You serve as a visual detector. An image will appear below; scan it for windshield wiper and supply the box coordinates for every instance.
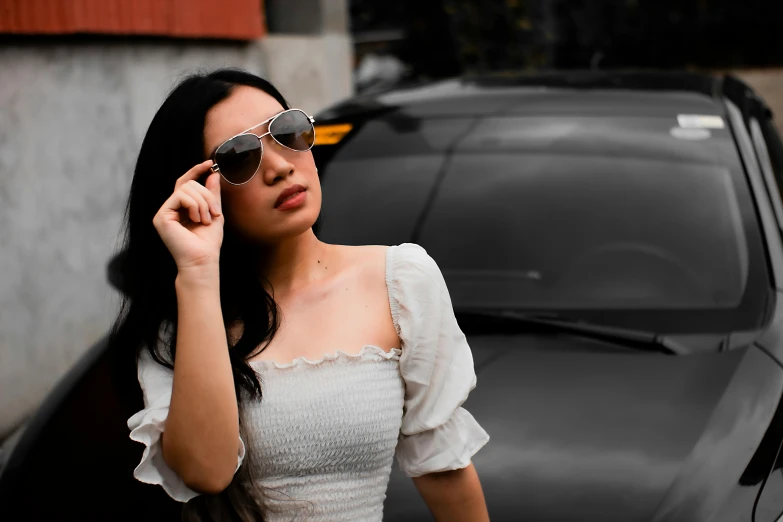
[457,310,687,355]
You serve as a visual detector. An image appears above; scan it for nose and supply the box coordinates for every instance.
[260,137,295,184]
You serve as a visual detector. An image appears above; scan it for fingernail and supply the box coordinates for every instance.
[215,203,222,214]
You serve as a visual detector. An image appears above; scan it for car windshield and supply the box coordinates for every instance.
[319,109,771,333]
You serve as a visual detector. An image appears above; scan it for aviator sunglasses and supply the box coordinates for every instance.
[209,108,316,185]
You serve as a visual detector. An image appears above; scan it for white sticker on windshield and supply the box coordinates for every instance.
[677,114,725,129]
[671,127,711,140]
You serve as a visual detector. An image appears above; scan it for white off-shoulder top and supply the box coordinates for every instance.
[127,243,490,521]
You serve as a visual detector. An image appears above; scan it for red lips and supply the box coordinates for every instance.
[274,184,307,208]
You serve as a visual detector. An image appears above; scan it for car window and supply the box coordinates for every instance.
[422,152,748,310]
[318,117,475,246]
[320,113,770,333]
[417,115,769,326]
[330,116,476,159]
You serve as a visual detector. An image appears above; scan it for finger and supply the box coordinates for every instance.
[205,171,222,214]
[180,183,212,224]
[177,192,202,223]
[159,188,202,223]
[184,179,220,217]
[175,159,214,190]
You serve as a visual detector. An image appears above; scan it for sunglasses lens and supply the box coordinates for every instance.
[214,134,261,184]
[269,110,315,151]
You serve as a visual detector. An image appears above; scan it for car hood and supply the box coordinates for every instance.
[384,334,783,522]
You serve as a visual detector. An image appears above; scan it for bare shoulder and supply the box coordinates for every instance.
[332,244,390,284]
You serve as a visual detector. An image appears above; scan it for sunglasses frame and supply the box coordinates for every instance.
[209,108,316,186]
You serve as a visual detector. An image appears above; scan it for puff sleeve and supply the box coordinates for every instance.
[126,344,246,502]
[388,243,490,477]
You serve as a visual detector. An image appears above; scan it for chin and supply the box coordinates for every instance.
[248,206,321,243]
[282,216,319,239]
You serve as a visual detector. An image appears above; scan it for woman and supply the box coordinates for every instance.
[111,68,490,521]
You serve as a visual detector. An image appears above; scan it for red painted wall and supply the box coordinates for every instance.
[0,0,266,40]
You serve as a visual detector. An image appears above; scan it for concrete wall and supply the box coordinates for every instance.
[261,0,353,114]
[0,35,353,439]
[262,34,354,114]
[266,0,349,34]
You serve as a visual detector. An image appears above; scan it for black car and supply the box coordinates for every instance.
[313,71,783,522]
[3,71,783,522]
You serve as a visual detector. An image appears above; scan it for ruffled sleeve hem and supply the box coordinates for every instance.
[395,407,490,478]
[127,407,246,503]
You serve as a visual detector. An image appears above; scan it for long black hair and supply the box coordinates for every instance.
[109,68,307,521]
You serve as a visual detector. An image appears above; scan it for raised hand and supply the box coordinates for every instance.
[152,160,225,271]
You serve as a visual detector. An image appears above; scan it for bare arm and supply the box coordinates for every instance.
[150,161,237,495]
[159,266,239,495]
[412,463,490,522]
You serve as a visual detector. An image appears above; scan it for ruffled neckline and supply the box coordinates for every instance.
[247,344,402,370]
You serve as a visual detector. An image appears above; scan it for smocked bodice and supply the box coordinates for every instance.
[242,345,404,521]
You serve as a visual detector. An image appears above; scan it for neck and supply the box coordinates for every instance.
[254,229,331,295]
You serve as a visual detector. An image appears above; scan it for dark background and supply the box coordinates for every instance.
[350,0,783,83]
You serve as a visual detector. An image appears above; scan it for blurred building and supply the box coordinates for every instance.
[0,0,352,441]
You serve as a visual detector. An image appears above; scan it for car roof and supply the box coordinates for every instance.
[316,70,726,121]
